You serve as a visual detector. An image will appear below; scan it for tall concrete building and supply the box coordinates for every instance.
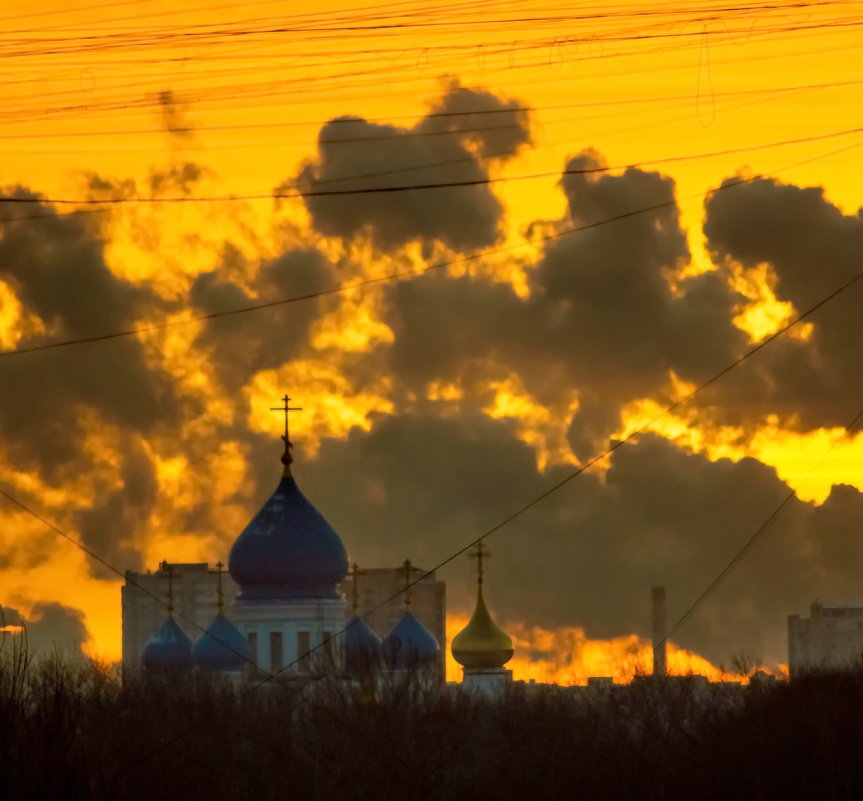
[788,601,863,677]
[122,561,446,676]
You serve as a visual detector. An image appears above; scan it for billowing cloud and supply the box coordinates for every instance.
[292,80,531,252]
[1,601,88,656]
[0,190,178,472]
[379,150,746,456]
[190,245,336,391]
[703,175,863,431]
[76,437,157,577]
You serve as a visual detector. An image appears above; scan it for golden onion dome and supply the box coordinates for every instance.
[451,584,514,670]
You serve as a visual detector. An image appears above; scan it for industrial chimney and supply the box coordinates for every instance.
[651,586,667,677]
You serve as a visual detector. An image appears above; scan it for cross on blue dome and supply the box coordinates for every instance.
[228,396,349,601]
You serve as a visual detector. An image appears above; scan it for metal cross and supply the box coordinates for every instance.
[402,558,415,609]
[215,560,225,613]
[469,541,491,585]
[349,562,367,614]
[270,394,302,464]
[164,562,176,616]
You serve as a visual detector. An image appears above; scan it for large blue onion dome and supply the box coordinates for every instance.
[192,613,250,672]
[142,618,193,673]
[229,434,349,601]
[345,616,383,674]
[381,611,440,670]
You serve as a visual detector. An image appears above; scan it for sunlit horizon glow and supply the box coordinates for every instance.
[445,613,785,685]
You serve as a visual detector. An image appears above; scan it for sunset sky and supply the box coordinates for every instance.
[2,0,863,681]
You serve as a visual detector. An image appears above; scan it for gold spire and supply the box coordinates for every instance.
[451,542,514,670]
[270,394,303,475]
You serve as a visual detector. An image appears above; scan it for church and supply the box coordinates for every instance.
[122,396,514,694]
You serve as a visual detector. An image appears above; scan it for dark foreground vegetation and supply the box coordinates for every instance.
[2,649,863,801]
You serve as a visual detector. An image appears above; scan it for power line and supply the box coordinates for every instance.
[0,488,271,676]
[1,21,855,132]
[1,120,862,211]
[657,405,863,653]
[2,134,861,361]
[7,77,860,141]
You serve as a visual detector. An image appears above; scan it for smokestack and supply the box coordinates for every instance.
[651,586,667,677]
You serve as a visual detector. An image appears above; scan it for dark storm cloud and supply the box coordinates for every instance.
[0,189,178,472]
[190,245,335,391]
[380,150,747,457]
[297,413,858,666]
[1,601,88,656]
[385,271,525,390]
[292,80,531,252]
[76,438,157,577]
[703,175,863,431]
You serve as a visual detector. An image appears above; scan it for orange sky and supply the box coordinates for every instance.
[2,0,863,674]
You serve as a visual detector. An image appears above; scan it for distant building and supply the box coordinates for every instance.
[788,601,863,677]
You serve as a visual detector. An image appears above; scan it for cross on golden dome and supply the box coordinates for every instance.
[470,541,491,585]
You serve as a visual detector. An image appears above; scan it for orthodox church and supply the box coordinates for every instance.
[137,397,514,693]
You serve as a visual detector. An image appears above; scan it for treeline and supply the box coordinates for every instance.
[2,646,863,801]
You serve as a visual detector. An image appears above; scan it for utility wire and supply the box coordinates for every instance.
[2,119,862,209]
[657,405,863,652]
[0,487,272,676]
[8,77,858,140]
[2,133,861,360]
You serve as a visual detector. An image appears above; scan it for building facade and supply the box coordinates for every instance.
[788,601,863,677]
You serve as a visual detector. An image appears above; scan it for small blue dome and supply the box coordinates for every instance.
[192,613,250,672]
[142,618,193,672]
[381,611,439,670]
[345,616,383,674]
[229,473,349,601]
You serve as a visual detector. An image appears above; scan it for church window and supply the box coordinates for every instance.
[248,632,258,666]
[322,632,334,667]
[297,631,310,671]
[270,632,283,672]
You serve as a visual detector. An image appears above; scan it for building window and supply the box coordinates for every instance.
[248,632,258,666]
[297,631,310,671]
[270,632,283,673]
[322,631,334,667]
